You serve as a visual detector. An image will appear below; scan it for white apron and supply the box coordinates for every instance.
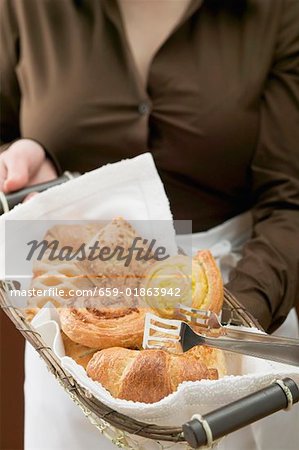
[25,212,299,450]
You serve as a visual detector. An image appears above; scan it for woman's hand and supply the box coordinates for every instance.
[0,139,57,197]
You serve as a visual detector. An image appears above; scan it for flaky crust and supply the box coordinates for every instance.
[186,346,227,378]
[192,250,223,314]
[87,347,218,403]
[59,307,149,349]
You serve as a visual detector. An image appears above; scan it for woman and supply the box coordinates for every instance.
[1,0,299,449]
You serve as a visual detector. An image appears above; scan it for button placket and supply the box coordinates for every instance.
[138,101,151,116]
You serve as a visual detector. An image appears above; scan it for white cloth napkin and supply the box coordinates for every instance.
[0,152,177,281]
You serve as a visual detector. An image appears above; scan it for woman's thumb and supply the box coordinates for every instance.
[3,155,30,193]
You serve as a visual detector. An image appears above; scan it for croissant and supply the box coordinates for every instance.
[186,346,227,378]
[86,347,218,403]
[59,306,149,349]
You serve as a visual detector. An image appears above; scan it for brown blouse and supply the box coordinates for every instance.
[1,0,299,331]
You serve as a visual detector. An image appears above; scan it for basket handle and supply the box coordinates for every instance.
[0,171,80,214]
[183,377,299,448]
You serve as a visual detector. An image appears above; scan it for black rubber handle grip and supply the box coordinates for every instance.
[0,171,80,214]
[183,377,299,448]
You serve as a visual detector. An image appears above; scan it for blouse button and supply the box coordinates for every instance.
[138,101,151,115]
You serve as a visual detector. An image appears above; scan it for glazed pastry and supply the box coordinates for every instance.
[59,306,149,349]
[86,347,218,403]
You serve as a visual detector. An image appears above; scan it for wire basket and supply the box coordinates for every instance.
[0,281,263,449]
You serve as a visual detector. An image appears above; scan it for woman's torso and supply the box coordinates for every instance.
[14,0,281,230]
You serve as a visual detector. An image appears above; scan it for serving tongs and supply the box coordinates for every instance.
[143,305,299,366]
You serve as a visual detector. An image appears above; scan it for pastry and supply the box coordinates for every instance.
[86,347,218,403]
[61,332,97,369]
[59,306,148,349]
[141,250,223,317]
[27,223,101,309]
[57,217,156,348]
[24,307,39,322]
[28,256,94,308]
[44,223,102,248]
[26,218,226,402]
[28,217,153,309]
[192,250,223,314]
[76,216,154,302]
[187,346,227,378]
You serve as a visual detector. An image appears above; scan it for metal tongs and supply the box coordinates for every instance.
[143,304,299,366]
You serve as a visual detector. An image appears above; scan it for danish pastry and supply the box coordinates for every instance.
[59,306,149,349]
[141,250,223,317]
